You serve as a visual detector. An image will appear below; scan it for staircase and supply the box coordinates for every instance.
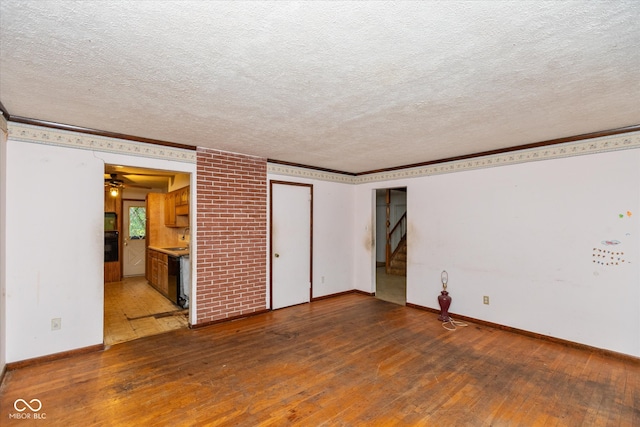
[383,188,407,277]
[387,236,407,276]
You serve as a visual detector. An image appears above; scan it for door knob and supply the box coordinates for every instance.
[274,253,280,258]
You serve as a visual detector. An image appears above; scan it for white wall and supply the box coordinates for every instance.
[0,117,7,373]
[4,139,196,362]
[4,132,638,362]
[267,172,355,301]
[5,141,105,362]
[355,149,640,357]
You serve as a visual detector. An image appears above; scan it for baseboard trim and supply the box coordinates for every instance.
[405,303,640,364]
[190,308,271,329]
[353,289,376,297]
[0,365,6,385]
[5,344,105,371]
[191,291,376,327]
[312,289,374,301]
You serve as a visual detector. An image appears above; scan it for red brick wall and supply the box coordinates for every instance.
[195,148,267,324]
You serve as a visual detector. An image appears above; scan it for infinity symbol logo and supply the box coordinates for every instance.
[14,398,43,412]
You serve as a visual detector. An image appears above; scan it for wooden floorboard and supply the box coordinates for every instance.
[1,294,638,426]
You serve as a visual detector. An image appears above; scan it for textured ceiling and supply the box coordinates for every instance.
[1,1,639,173]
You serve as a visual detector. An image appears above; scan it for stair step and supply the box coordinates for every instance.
[387,236,407,276]
[390,257,406,266]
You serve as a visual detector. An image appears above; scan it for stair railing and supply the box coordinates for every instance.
[386,212,407,272]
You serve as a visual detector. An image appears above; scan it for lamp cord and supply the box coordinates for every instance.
[442,317,468,331]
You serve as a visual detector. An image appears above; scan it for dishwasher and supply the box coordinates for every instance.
[167,255,180,306]
[179,255,190,308]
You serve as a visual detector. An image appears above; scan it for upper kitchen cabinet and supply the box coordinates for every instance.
[165,186,190,228]
[164,190,176,226]
[175,186,189,215]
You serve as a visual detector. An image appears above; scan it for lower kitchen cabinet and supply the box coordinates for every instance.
[147,249,169,296]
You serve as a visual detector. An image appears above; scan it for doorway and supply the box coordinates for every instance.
[103,164,191,345]
[270,181,312,310]
[375,188,407,305]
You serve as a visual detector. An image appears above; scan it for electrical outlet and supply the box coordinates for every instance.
[483,296,490,305]
[51,318,62,331]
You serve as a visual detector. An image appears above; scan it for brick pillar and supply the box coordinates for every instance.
[195,148,267,324]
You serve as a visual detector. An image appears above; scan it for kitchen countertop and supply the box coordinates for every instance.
[148,245,190,257]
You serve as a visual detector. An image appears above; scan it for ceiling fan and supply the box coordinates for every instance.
[104,173,151,196]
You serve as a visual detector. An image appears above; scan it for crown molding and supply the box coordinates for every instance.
[268,159,354,177]
[0,113,7,137]
[267,162,356,184]
[356,124,640,176]
[7,122,196,163]
[7,121,639,183]
[9,115,196,151]
[268,130,640,184]
[356,131,640,184]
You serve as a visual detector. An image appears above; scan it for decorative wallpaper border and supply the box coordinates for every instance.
[267,163,355,184]
[7,122,196,163]
[8,122,639,183]
[269,131,640,184]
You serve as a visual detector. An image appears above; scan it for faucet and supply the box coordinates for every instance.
[181,227,190,241]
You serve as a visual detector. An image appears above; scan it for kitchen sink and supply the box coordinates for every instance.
[163,247,189,251]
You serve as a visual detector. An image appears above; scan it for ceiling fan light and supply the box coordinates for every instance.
[110,187,119,197]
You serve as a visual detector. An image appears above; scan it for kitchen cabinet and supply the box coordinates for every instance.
[147,249,169,296]
[145,248,152,282]
[147,247,183,305]
[146,193,176,249]
[104,187,122,283]
[176,186,189,211]
[158,258,169,295]
[164,191,177,227]
[164,186,189,228]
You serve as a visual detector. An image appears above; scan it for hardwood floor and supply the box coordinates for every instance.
[1,294,638,425]
[104,276,188,346]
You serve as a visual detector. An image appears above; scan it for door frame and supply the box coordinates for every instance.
[269,180,313,309]
[373,187,407,303]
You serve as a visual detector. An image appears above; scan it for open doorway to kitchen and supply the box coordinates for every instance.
[103,164,191,345]
[374,187,407,305]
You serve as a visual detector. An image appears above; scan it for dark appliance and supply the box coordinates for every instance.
[167,255,181,305]
[104,231,119,262]
[104,212,117,231]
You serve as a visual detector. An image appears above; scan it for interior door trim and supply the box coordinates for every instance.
[269,180,313,309]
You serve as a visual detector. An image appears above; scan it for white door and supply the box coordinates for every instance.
[123,200,146,277]
[271,182,312,309]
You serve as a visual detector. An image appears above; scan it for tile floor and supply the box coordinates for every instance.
[104,276,188,346]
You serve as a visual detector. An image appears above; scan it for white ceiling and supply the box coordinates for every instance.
[1,1,639,173]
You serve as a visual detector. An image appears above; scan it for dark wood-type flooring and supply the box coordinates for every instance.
[1,294,638,426]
